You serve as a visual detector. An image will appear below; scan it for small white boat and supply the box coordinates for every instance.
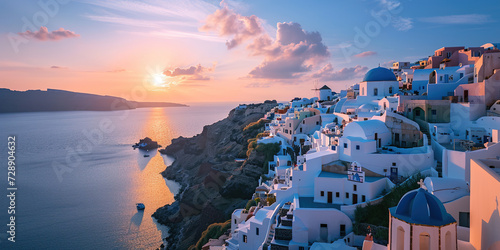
[136,203,145,210]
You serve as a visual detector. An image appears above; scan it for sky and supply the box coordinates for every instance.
[0,0,499,104]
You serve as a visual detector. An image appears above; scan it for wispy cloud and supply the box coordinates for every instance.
[81,0,216,21]
[19,27,79,41]
[419,14,491,25]
[354,51,377,58]
[50,65,68,69]
[85,15,198,28]
[377,0,413,31]
[392,17,413,31]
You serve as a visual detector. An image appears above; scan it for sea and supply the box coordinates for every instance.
[0,102,239,249]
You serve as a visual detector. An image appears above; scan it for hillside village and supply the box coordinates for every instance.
[201,43,500,250]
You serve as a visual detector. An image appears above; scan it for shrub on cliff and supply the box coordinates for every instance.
[191,219,231,250]
[243,119,269,138]
[255,142,281,168]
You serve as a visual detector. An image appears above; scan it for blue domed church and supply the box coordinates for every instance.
[359,67,399,97]
[388,187,457,250]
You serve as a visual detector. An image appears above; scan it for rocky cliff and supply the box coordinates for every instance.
[153,101,277,249]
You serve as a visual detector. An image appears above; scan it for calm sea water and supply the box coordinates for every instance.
[0,102,238,249]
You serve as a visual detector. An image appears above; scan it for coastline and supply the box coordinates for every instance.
[152,101,277,249]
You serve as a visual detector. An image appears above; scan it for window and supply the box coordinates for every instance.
[303,120,305,124]
[374,88,378,96]
[256,227,259,235]
[289,123,291,127]
[340,224,346,237]
[346,192,349,198]
[234,219,237,224]
[460,73,464,79]
[392,162,396,166]
[353,185,357,191]
[336,192,339,197]
[300,128,302,133]
[243,235,247,243]
[344,143,348,148]
[459,212,470,228]
[440,76,443,81]
[408,108,411,112]
[321,191,324,196]
[432,110,437,115]
[362,195,366,202]
[389,87,393,94]
[299,247,305,250]
[356,145,360,150]
[415,109,421,116]
[316,121,319,125]
[446,51,452,58]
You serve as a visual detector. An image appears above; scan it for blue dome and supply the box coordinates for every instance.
[389,188,456,226]
[362,67,397,82]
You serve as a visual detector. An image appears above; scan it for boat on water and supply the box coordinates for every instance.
[136,203,145,210]
[144,154,150,157]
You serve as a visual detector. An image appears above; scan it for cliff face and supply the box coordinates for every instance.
[153,101,277,249]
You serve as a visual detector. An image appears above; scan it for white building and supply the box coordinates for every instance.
[359,67,399,98]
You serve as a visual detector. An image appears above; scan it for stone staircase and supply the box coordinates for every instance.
[271,203,293,250]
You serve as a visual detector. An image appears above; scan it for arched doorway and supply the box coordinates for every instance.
[445,231,452,250]
[413,107,425,121]
[429,71,436,84]
[397,226,405,249]
[419,233,430,250]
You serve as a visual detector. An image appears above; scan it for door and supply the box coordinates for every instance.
[395,133,400,147]
[352,194,358,204]
[327,192,332,203]
[464,90,469,102]
[390,167,398,182]
[320,224,328,242]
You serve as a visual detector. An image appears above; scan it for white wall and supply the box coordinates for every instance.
[470,159,500,250]
[291,208,352,247]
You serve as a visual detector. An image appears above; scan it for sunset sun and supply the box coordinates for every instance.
[151,73,167,87]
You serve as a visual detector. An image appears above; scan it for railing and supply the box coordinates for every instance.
[258,199,287,250]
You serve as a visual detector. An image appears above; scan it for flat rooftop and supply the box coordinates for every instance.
[479,158,500,176]
[298,197,341,209]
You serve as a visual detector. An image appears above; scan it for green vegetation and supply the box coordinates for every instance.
[191,219,231,250]
[353,173,426,242]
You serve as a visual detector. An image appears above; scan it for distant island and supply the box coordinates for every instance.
[0,88,188,113]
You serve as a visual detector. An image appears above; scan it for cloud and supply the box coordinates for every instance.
[377,0,413,31]
[354,51,377,58]
[381,60,396,68]
[379,0,401,11]
[392,17,413,31]
[200,2,264,49]
[311,64,368,81]
[19,27,80,41]
[163,64,216,81]
[248,22,330,79]
[419,14,491,25]
[201,5,329,80]
[50,66,67,69]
